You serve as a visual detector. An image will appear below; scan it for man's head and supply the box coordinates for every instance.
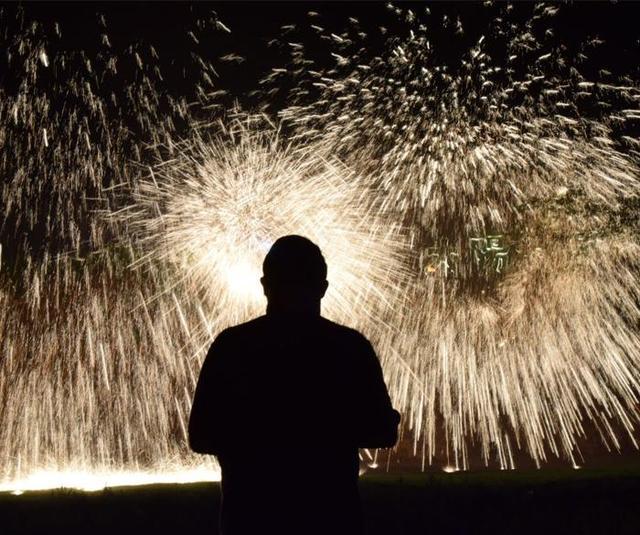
[261,235,328,307]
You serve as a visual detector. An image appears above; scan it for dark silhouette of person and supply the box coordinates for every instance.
[188,235,401,535]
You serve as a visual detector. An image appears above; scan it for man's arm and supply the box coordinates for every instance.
[188,332,229,455]
[355,335,401,449]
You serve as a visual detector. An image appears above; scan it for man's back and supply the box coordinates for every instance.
[189,314,399,535]
[189,235,400,535]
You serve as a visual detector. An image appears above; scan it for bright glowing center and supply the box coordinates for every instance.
[224,259,262,300]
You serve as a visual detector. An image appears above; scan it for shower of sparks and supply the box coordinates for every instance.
[0,6,227,488]
[264,2,640,469]
[1,2,640,491]
[117,115,409,332]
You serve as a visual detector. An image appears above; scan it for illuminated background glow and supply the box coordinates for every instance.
[1,2,639,491]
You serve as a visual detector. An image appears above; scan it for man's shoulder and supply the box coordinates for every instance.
[215,315,372,348]
[319,317,371,346]
[216,316,269,340]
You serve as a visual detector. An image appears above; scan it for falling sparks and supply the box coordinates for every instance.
[263,2,640,469]
[0,3,640,492]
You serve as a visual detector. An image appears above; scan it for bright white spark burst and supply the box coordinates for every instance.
[120,116,409,331]
[1,3,640,492]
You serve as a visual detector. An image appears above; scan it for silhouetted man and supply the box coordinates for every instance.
[189,235,400,535]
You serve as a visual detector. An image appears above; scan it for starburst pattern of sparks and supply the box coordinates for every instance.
[118,116,409,331]
[1,3,640,491]
[262,2,640,469]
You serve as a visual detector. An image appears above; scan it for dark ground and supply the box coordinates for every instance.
[2,466,640,535]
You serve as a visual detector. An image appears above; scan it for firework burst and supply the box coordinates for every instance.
[262,3,640,467]
[1,3,640,491]
[118,115,410,332]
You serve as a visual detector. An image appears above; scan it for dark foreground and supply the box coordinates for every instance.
[2,467,640,535]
